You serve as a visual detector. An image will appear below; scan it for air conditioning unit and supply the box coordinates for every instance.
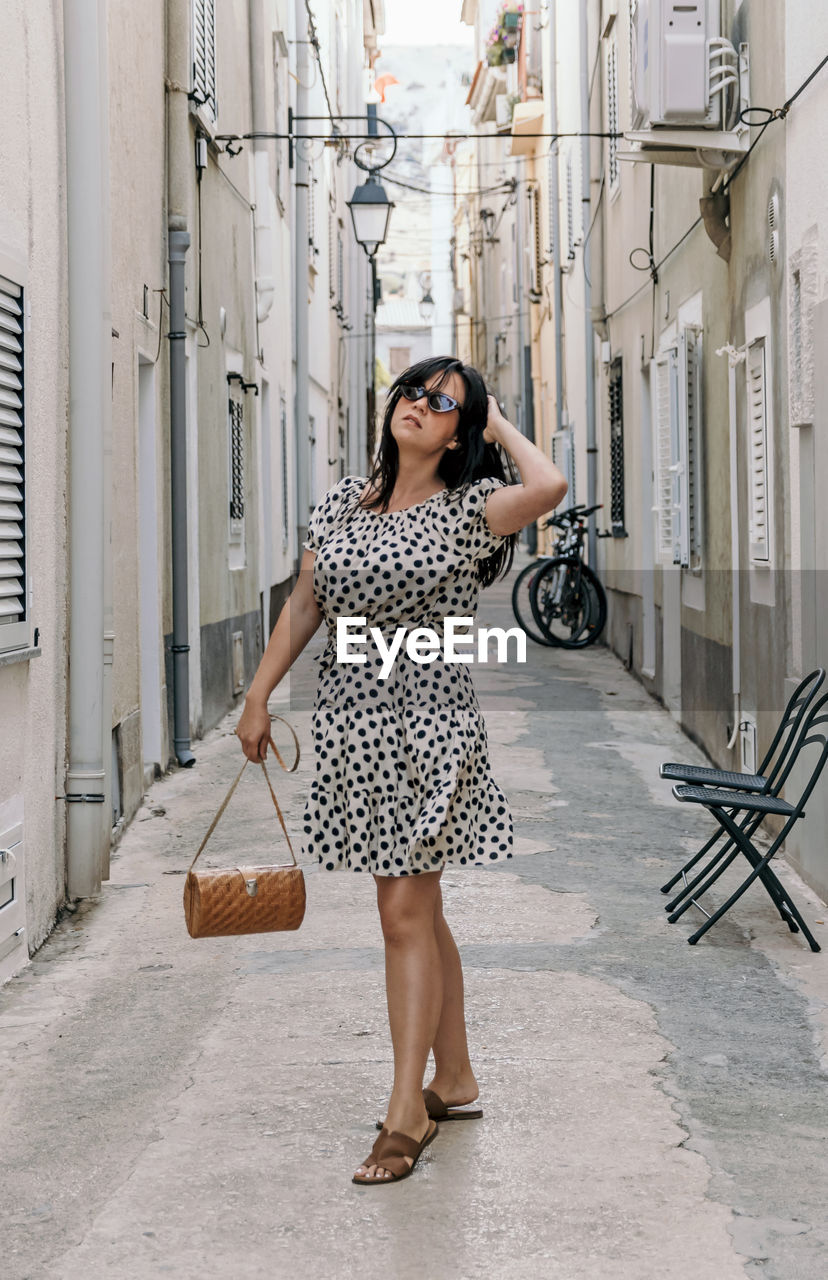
[622,0,749,169]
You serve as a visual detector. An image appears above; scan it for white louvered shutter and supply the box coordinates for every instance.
[654,347,678,561]
[607,36,619,188]
[682,325,703,564]
[547,150,556,257]
[192,0,217,121]
[0,275,27,650]
[747,338,770,561]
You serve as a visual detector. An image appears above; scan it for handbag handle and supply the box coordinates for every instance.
[187,715,302,874]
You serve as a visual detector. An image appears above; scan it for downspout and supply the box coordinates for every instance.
[249,0,274,646]
[64,0,109,897]
[293,0,311,560]
[167,0,195,765]
[580,0,597,567]
[249,0,275,323]
[548,0,564,436]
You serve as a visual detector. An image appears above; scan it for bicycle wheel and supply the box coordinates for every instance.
[511,559,559,646]
[530,559,607,648]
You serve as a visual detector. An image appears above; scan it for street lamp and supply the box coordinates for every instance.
[347,172,395,259]
[418,290,435,324]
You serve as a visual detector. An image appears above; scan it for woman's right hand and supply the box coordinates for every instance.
[235,696,273,763]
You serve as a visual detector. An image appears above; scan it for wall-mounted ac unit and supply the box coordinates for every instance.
[621,0,749,169]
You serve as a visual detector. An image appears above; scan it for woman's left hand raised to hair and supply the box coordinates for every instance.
[477,394,569,534]
[483,394,511,444]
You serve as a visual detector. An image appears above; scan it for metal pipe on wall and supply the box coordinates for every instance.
[167,0,195,766]
[293,0,311,558]
[579,0,598,567]
[63,0,109,897]
[548,0,564,440]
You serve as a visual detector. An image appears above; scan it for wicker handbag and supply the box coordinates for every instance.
[183,716,306,938]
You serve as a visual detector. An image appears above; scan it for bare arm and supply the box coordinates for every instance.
[236,549,323,761]
[482,395,568,535]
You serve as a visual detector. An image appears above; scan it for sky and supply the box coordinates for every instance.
[382,0,473,46]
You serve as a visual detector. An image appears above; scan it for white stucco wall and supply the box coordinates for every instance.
[0,1,69,971]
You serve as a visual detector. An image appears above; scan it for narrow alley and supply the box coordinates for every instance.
[2,561,826,1280]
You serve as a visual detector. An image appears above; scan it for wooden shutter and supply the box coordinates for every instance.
[192,0,217,121]
[0,275,27,650]
[547,150,556,257]
[607,36,619,187]
[747,338,770,561]
[608,358,625,534]
[565,153,575,261]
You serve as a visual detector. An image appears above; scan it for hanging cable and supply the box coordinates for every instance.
[303,0,336,128]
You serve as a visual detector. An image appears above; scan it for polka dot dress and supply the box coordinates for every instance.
[301,474,514,876]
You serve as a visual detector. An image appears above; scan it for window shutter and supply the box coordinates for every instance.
[0,275,27,649]
[680,325,703,565]
[608,357,625,534]
[565,153,575,260]
[528,184,542,297]
[551,427,576,505]
[654,347,678,561]
[547,150,556,257]
[229,397,244,522]
[607,36,619,188]
[280,395,289,544]
[192,0,217,121]
[747,338,770,561]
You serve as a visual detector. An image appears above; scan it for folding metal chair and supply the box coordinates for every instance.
[659,669,825,906]
[666,691,828,951]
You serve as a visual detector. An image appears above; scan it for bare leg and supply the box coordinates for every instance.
[354,870,443,1181]
[426,881,479,1106]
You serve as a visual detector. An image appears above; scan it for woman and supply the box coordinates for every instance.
[236,356,567,1185]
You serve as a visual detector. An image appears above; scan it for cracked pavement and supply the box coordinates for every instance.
[2,557,828,1279]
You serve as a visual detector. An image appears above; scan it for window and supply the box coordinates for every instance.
[273,33,288,213]
[746,337,770,562]
[191,0,217,122]
[389,347,411,376]
[654,327,703,567]
[608,357,625,535]
[546,149,557,258]
[527,184,543,299]
[551,427,576,505]
[0,274,27,652]
[606,34,619,189]
[280,394,289,545]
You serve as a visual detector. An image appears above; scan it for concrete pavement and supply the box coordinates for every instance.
[2,561,828,1279]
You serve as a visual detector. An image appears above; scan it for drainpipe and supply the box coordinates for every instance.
[548,1,564,435]
[167,0,195,766]
[64,0,109,898]
[249,0,275,324]
[293,0,311,559]
[580,0,597,567]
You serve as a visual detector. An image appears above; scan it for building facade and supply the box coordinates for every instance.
[456,0,828,899]
[0,0,381,983]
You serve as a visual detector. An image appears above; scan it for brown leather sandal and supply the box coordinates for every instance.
[375,1088,482,1130]
[353,1119,439,1185]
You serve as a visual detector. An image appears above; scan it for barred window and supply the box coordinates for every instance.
[0,274,27,651]
[608,357,625,535]
[606,35,619,189]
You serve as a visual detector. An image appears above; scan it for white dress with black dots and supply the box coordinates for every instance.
[300,473,514,877]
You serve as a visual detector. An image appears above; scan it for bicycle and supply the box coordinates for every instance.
[511,503,608,648]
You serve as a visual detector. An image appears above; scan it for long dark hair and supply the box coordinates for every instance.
[358,356,517,586]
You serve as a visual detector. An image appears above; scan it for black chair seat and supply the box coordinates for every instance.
[672,785,794,816]
[660,763,767,790]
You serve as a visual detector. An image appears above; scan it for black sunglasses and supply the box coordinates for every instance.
[398,384,460,414]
